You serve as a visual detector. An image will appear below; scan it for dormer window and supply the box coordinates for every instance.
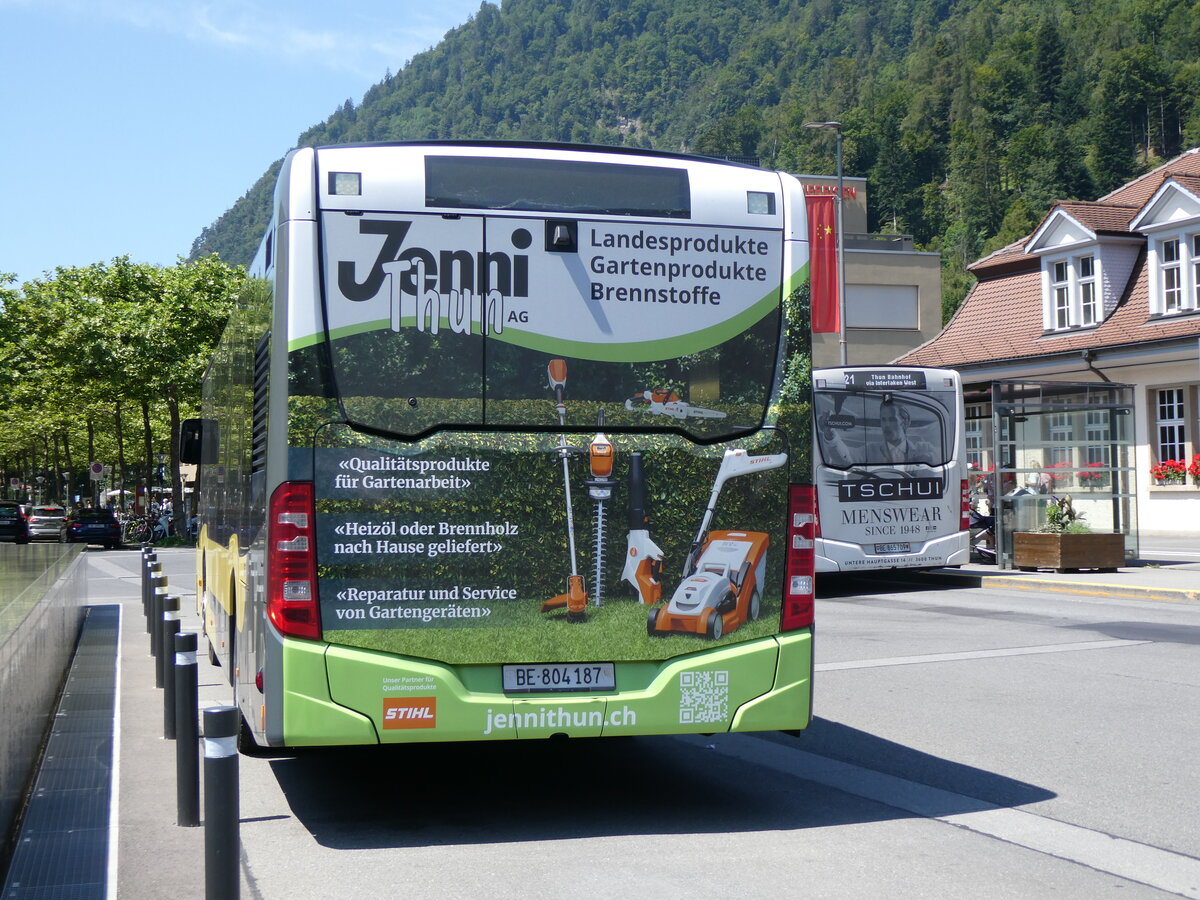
[1079,256,1098,325]
[1194,235,1200,308]
[1133,176,1200,318]
[1149,231,1200,317]
[1052,261,1070,328]
[1043,253,1098,332]
[1162,239,1181,312]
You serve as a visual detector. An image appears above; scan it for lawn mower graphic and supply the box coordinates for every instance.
[646,448,787,640]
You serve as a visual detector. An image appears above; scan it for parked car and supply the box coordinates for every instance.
[27,505,68,541]
[0,501,30,543]
[66,508,123,550]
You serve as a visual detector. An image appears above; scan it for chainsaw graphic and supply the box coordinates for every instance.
[625,389,726,420]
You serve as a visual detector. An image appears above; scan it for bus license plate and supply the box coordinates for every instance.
[874,542,911,554]
[503,663,615,693]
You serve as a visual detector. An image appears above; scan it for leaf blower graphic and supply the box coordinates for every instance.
[621,451,663,605]
[541,359,588,622]
[626,388,726,420]
[646,448,787,641]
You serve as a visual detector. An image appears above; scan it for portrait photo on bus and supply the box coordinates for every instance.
[815,391,953,470]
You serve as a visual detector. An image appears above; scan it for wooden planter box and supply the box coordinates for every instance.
[1012,532,1126,573]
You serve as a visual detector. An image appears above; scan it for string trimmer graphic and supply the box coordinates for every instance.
[540,359,588,622]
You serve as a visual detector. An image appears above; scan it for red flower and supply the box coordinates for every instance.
[1151,459,1188,482]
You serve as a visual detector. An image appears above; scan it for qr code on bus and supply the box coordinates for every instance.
[679,670,729,724]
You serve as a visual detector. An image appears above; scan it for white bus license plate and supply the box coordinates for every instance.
[874,542,911,554]
[503,663,615,693]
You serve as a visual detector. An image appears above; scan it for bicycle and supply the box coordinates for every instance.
[123,515,154,545]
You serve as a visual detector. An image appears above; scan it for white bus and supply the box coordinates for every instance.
[812,365,969,572]
[182,142,817,750]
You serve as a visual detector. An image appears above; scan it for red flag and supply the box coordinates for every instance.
[806,193,840,333]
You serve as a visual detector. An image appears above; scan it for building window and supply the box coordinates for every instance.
[1084,411,1110,485]
[1052,261,1070,329]
[1153,233,1199,316]
[1155,388,1186,463]
[1044,254,1100,331]
[1162,239,1181,312]
[1047,413,1074,485]
[1193,235,1200,308]
[965,403,987,469]
[1079,256,1097,325]
[1085,411,1110,462]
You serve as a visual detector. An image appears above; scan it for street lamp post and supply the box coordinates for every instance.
[156,453,166,513]
[803,120,848,366]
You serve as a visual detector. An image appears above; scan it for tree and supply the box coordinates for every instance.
[0,258,243,523]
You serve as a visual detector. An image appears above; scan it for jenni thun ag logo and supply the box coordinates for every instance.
[382,697,437,729]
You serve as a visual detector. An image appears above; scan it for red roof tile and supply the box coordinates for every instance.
[1053,201,1140,234]
[1101,149,1200,206]
[1162,174,1200,198]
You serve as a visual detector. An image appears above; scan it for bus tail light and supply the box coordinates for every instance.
[267,481,321,640]
[782,484,815,631]
[960,478,971,531]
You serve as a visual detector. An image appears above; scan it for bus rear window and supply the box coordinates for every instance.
[815,390,955,468]
[425,156,691,218]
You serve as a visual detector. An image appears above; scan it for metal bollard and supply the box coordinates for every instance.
[150,574,168,660]
[143,557,160,633]
[160,595,181,714]
[175,632,200,827]
[140,550,151,619]
[204,706,241,900]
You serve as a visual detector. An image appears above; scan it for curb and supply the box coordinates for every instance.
[888,568,1200,605]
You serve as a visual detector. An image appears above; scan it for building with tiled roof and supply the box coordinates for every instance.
[898,148,1200,540]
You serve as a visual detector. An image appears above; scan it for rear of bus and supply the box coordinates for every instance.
[239,143,816,747]
[812,366,969,573]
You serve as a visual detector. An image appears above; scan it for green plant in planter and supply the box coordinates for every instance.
[1040,495,1091,534]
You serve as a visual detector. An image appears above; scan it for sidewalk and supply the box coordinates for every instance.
[896,552,1200,604]
[112,548,238,900]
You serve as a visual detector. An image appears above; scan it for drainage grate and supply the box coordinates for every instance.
[2,605,118,899]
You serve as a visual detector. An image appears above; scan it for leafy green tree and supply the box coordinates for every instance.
[0,259,243,522]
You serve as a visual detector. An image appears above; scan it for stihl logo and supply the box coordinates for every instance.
[382,697,437,729]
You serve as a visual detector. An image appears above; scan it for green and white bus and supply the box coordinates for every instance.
[182,142,815,750]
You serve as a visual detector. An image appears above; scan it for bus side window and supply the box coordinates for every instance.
[180,418,220,465]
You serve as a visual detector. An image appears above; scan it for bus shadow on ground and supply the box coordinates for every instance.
[815,571,962,599]
[267,716,1054,850]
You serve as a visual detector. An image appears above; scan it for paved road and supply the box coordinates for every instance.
[85,549,1200,898]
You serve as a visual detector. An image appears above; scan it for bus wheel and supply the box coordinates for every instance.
[208,636,219,667]
[706,609,723,641]
[237,715,270,757]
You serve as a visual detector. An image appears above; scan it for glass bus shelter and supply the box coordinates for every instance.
[964,380,1137,570]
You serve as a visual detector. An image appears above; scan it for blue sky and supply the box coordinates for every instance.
[0,0,487,287]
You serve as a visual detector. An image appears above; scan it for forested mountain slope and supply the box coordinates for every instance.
[190,0,1200,316]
